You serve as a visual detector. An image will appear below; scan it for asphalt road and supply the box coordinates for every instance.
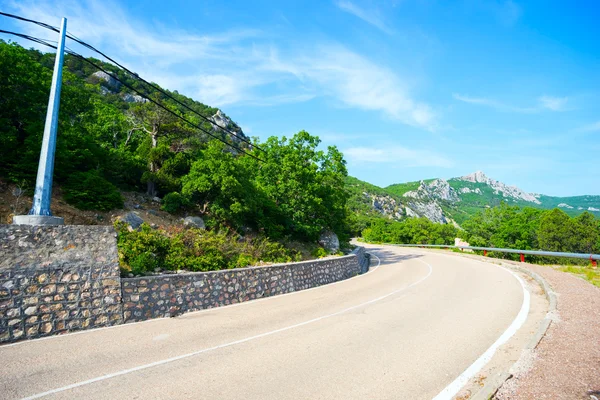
[1,244,536,400]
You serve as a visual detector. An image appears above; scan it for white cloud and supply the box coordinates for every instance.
[453,93,569,113]
[4,0,434,129]
[453,94,502,108]
[538,95,568,111]
[334,1,392,34]
[300,46,435,128]
[344,146,453,168]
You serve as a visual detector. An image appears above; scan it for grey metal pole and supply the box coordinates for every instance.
[12,18,67,226]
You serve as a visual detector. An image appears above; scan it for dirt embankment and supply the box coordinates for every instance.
[0,180,179,228]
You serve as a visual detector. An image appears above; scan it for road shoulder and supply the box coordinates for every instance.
[407,248,600,399]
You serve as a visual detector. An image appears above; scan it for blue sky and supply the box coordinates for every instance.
[1,0,599,196]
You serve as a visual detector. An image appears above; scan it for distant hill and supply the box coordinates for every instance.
[348,171,600,226]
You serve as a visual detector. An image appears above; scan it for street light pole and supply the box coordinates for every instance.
[13,18,67,225]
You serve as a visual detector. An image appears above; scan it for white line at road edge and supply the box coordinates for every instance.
[431,266,531,400]
[21,252,431,400]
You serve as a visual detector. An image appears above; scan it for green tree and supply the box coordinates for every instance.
[181,140,259,228]
[254,131,348,241]
[127,103,182,196]
[538,208,574,252]
[571,212,600,253]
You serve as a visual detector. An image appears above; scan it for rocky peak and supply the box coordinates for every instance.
[457,171,541,204]
[460,171,490,184]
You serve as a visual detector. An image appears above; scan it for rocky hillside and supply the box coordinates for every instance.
[385,171,600,224]
[345,176,451,225]
[347,171,600,227]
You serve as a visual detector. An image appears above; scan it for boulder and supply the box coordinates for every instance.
[183,216,205,230]
[120,212,144,230]
[318,230,340,253]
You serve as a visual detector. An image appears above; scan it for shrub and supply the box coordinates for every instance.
[161,192,188,214]
[312,247,329,258]
[115,222,301,275]
[115,222,171,274]
[63,170,123,211]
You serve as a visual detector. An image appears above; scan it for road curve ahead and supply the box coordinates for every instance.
[1,244,538,400]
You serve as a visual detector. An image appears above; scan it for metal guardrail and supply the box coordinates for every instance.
[391,244,600,265]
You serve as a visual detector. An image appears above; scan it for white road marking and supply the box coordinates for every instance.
[22,252,431,400]
[431,259,531,400]
[4,251,381,349]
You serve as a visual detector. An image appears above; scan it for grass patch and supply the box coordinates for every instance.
[560,265,600,288]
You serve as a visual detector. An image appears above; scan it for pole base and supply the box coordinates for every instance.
[12,215,64,226]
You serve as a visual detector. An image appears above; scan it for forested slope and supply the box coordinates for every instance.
[0,41,349,274]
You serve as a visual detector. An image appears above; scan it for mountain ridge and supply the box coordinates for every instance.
[348,171,600,226]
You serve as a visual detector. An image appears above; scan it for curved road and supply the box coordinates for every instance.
[1,244,533,400]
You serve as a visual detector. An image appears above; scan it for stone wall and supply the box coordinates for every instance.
[1,225,369,343]
[121,247,368,322]
[0,226,123,343]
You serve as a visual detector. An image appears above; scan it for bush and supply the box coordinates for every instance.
[115,222,301,275]
[63,170,123,211]
[161,192,188,213]
[312,247,329,258]
[115,222,171,274]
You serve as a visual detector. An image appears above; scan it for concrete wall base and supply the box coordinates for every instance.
[12,215,64,225]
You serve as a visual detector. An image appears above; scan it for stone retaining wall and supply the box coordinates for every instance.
[0,226,123,343]
[121,247,368,322]
[1,225,369,343]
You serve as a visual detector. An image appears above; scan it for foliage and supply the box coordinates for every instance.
[362,217,458,245]
[115,222,300,275]
[181,140,260,229]
[63,170,123,211]
[385,179,435,197]
[160,192,188,213]
[460,204,600,263]
[252,131,349,241]
[1,42,352,248]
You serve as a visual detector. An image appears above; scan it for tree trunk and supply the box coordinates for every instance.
[146,130,159,197]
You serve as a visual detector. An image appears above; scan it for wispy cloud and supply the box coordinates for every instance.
[334,1,392,34]
[278,45,436,128]
[580,121,600,132]
[4,0,434,129]
[453,93,569,113]
[344,146,454,168]
[538,95,568,111]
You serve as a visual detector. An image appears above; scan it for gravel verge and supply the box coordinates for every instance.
[494,262,600,400]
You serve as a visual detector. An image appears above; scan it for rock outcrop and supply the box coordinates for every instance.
[366,193,404,219]
[319,230,340,253]
[183,216,206,229]
[92,71,121,91]
[458,171,541,204]
[209,110,249,145]
[405,200,447,224]
[122,93,147,103]
[404,179,459,202]
[119,212,144,230]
